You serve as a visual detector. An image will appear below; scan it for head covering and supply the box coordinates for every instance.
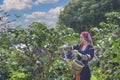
[80,31,93,46]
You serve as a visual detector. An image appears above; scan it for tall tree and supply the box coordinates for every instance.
[57,0,120,33]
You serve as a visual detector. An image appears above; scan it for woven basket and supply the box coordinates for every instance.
[70,59,84,75]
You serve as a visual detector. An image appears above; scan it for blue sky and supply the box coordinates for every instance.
[0,0,71,28]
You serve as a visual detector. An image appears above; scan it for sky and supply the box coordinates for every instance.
[0,0,71,28]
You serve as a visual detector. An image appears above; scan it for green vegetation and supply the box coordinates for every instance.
[0,0,120,80]
[91,12,120,80]
[0,21,78,79]
[57,0,120,32]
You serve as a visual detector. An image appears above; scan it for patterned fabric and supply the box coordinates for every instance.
[80,65,91,80]
[75,75,80,80]
[73,45,94,61]
[72,45,94,80]
[72,31,94,80]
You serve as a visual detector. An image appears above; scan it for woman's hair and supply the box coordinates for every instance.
[79,31,93,48]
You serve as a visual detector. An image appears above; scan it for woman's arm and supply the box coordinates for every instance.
[81,47,94,61]
[72,46,94,61]
[59,45,79,51]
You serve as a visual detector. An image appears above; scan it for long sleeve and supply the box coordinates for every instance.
[82,46,94,61]
[72,45,79,50]
[71,45,94,61]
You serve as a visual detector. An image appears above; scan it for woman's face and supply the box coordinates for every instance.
[80,34,86,43]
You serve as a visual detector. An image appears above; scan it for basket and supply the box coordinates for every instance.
[70,59,84,75]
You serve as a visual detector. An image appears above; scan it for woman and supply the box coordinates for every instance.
[59,31,94,80]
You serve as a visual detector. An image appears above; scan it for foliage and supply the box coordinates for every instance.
[0,22,78,80]
[91,11,120,80]
[0,4,120,80]
[57,0,120,33]
[49,60,74,80]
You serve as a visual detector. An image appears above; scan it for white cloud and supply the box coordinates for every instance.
[46,6,64,19]
[24,6,64,19]
[7,21,16,25]
[0,0,60,11]
[11,21,22,26]
[34,0,59,5]
[24,12,46,18]
[24,6,64,27]
[36,19,56,27]
[0,21,22,28]
[25,19,30,22]
[0,0,32,11]
[48,6,64,15]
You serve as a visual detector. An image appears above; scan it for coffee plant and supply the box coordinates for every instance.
[91,11,120,80]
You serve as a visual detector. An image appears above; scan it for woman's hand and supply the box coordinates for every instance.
[72,50,83,57]
[58,46,65,50]
[58,45,71,51]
